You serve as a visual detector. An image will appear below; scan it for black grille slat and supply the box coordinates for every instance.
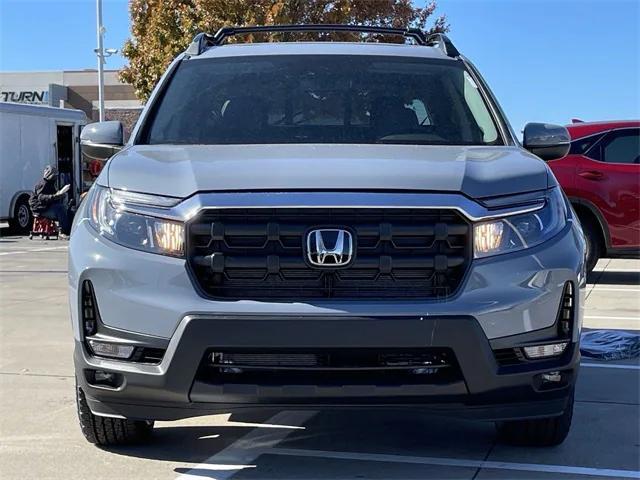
[493,348,524,366]
[129,347,166,365]
[193,254,466,270]
[191,222,469,239]
[187,208,470,300]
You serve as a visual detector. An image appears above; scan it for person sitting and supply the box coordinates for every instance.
[29,166,71,236]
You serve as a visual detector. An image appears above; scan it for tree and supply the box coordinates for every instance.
[120,0,448,101]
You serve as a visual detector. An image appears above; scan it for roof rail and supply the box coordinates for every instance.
[425,33,460,58]
[185,32,216,56]
[185,24,431,55]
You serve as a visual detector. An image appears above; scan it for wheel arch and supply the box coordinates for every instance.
[10,190,32,217]
[569,197,610,249]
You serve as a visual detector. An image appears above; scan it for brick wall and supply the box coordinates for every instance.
[104,109,143,141]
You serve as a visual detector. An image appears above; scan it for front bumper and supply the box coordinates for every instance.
[75,312,579,422]
[70,210,585,422]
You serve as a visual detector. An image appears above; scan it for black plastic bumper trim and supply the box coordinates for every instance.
[75,314,579,421]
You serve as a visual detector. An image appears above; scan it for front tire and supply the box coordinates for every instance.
[495,390,574,446]
[76,384,154,446]
[580,215,602,274]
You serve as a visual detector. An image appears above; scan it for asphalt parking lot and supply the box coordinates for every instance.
[1,234,638,480]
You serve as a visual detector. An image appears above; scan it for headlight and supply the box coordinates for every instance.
[474,187,567,258]
[88,186,184,257]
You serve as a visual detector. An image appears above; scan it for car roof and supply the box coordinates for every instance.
[194,41,454,61]
[566,120,640,139]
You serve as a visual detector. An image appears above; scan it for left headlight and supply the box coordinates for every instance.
[474,187,567,258]
[88,185,184,257]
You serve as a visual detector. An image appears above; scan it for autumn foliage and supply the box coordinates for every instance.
[119,0,448,102]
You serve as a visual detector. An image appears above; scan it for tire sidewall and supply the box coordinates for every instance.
[582,222,600,273]
[17,202,31,229]
[11,197,33,234]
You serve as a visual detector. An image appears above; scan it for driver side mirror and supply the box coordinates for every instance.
[80,121,124,162]
[523,123,570,161]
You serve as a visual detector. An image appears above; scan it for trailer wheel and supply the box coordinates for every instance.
[9,196,32,234]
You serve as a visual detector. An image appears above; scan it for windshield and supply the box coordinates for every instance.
[142,55,502,146]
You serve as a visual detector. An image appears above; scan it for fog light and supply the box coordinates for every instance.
[523,342,568,359]
[94,370,115,383]
[88,340,135,359]
[541,371,562,383]
[86,369,123,388]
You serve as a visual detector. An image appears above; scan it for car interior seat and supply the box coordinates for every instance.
[370,96,418,139]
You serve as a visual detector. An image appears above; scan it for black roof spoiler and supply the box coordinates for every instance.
[186,24,459,59]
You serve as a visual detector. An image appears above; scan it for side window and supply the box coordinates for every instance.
[570,134,602,156]
[462,71,498,143]
[602,129,640,164]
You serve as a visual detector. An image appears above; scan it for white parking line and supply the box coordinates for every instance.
[587,287,640,292]
[175,410,316,480]
[269,447,640,478]
[584,315,640,321]
[597,269,640,272]
[0,246,68,256]
[581,362,640,370]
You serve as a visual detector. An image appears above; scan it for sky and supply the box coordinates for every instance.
[0,0,638,132]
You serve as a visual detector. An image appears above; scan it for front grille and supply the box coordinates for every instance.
[198,348,462,385]
[187,208,471,300]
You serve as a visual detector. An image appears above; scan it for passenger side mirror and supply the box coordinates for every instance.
[80,121,124,162]
[523,123,571,161]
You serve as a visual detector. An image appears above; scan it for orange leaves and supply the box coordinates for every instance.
[119,0,448,102]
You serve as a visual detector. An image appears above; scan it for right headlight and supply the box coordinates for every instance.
[474,187,567,258]
[87,185,184,257]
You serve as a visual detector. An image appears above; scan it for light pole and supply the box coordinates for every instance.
[95,0,118,122]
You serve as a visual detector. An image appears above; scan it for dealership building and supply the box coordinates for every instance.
[0,69,142,135]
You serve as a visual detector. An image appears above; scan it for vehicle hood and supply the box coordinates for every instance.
[107,144,549,199]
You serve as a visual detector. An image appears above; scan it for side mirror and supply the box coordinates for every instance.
[523,123,570,161]
[80,121,124,162]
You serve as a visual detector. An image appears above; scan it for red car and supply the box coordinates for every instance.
[549,120,640,272]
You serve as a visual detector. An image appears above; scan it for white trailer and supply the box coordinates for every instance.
[0,102,87,232]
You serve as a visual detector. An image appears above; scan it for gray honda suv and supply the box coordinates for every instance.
[71,25,586,448]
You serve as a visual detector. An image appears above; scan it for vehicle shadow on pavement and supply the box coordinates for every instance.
[175,410,497,479]
[99,408,307,463]
[101,424,254,462]
[103,410,498,478]
[587,270,640,285]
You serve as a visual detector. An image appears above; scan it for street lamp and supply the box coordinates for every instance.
[95,0,118,122]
